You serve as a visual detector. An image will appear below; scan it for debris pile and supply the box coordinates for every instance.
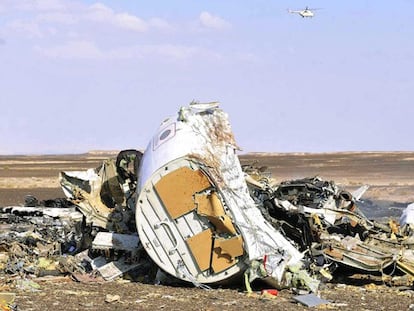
[1,102,413,299]
[248,174,414,285]
[0,201,84,275]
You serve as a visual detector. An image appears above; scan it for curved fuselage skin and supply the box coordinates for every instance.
[135,103,303,286]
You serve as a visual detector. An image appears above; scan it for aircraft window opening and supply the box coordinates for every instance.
[160,129,171,140]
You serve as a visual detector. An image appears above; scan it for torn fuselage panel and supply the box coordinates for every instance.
[59,152,140,232]
[136,157,246,284]
[135,102,305,286]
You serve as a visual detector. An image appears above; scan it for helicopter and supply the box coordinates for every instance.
[288,6,320,18]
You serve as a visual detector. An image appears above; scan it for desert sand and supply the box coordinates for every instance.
[1,151,413,310]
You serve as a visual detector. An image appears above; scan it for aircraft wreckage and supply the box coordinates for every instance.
[1,102,414,293]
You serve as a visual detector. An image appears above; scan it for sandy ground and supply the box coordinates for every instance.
[1,152,414,310]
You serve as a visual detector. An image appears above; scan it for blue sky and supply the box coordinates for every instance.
[1,0,413,154]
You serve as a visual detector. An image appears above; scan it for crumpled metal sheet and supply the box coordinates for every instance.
[2,101,413,293]
[246,171,414,281]
[400,203,414,235]
[135,102,309,288]
[59,157,136,232]
[0,202,85,276]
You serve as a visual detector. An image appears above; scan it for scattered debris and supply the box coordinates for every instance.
[0,292,15,311]
[92,232,139,252]
[104,293,121,303]
[260,289,278,297]
[0,102,413,307]
[292,293,330,307]
[97,258,143,281]
[401,202,414,235]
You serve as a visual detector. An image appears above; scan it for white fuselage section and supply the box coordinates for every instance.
[135,103,304,285]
